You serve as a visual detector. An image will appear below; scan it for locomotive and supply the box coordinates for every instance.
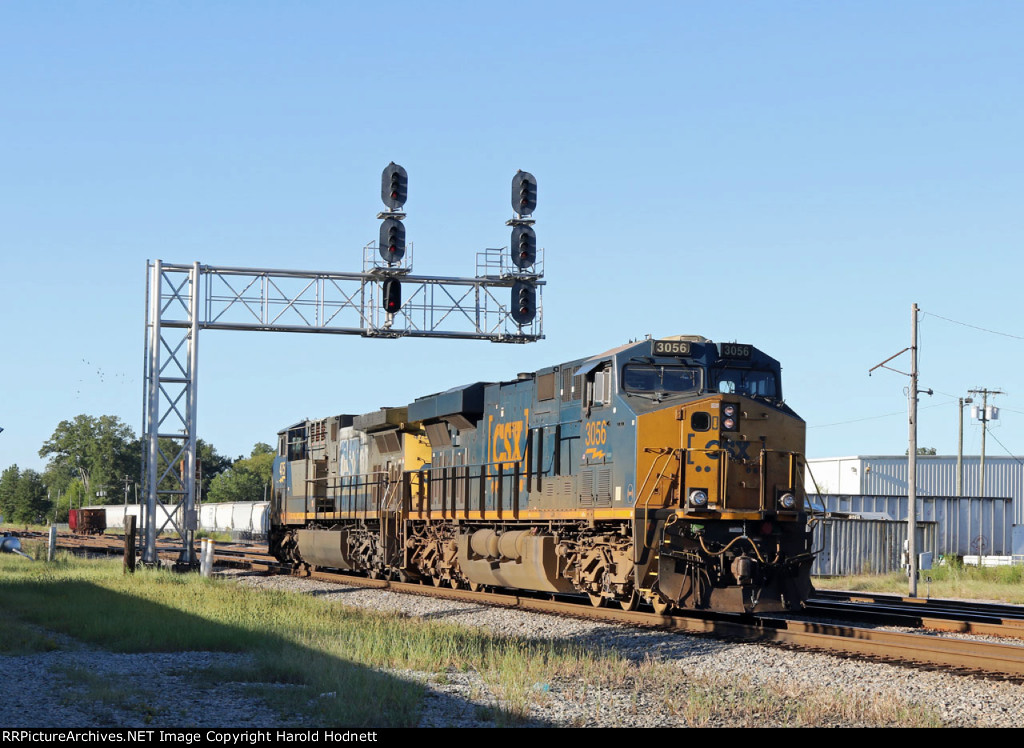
[269,335,816,614]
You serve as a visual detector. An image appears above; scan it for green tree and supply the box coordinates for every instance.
[237,443,275,484]
[39,415,140,500]
[152,437,231,501]
[51,478,89,522]
[251,441,274,457]
[207,466,267,503]
[13,470,50,523]
[207,443,276,503]
[0,465,19,522]
[198,439,232,496]
[0,466,51,524]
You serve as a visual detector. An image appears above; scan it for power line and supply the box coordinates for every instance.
[923,312,1024,341]
[986,429,1024,465]
[809,398,956,429]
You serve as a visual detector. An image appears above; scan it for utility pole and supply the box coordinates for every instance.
[957,397,973,497]
[907,304,919,598]
[968,388,1004,497]
[869,303,929,597]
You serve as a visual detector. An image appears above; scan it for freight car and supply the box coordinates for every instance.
[269,335,816,614]
[68,507,107,535]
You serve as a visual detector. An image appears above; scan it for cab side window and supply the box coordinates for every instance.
[587,365,612,408]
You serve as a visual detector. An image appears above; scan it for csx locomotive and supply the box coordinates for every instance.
[269,335,815,613]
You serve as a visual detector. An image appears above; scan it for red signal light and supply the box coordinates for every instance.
[382,279,402,314]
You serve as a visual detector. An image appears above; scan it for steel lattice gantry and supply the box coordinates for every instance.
[142,250,544,565]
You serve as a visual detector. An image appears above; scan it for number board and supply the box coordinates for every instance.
[652,339,691,356]
[719,343,752,360]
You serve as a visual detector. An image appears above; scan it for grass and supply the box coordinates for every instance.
[0,550,946,728]
[813,558,1024,604]
[195,530,233,542]
[0,606,64,654]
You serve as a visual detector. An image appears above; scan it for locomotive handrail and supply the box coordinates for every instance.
[637,448,682,554]
[637,448,675,510]
[416,458,537,519]
[721,449,731,510]
[306,469,393,518]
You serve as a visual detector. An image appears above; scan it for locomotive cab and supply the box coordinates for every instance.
[621,337,814,613]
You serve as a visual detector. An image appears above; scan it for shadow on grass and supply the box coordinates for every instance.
[0,573,556,728]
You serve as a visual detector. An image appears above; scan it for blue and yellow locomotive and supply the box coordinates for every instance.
[269,335,815,613]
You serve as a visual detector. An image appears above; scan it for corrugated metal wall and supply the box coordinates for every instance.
[811,517,937,576]
[805,456,1024,524]
[808,494,1011,556]
[804,457,861,495]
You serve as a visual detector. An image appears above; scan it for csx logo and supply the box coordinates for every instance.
[490,418,525,464]
[339,437,362,475]
[686,433,752,462]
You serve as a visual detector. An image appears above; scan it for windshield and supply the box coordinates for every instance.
[622,364,701,394]
[712,368,778,398]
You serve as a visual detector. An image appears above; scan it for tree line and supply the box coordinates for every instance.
[0,414,275,524]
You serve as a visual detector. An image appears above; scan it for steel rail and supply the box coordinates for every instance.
[26,531,1024,680]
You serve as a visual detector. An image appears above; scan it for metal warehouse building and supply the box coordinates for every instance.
[804,455,1024,556]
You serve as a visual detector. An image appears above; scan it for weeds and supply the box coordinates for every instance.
[814,562,1024,604]
[0,553,949,727]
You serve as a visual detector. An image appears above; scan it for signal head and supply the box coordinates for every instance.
[382,278,402,314]
[510,225,537,269]
[510,280,536,326]
[511,170,537,216]
[381,162,408,210]
[378,218,406,264]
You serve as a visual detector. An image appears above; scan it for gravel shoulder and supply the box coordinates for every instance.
[3,568,1023,728]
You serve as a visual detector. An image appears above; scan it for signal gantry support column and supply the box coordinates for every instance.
[144,260,201,567]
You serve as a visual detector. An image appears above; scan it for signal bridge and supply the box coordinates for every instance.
[141,165,544,566]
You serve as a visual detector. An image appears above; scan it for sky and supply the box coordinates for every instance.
[1,1,1022,480]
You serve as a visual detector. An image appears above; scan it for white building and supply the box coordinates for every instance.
[804,455,1024,555]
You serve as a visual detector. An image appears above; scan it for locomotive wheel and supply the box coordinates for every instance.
[651,596,670,615]
[432,576,443,587]
[619,590,640,612]
[468,581,483,592]
[588,593,604,608]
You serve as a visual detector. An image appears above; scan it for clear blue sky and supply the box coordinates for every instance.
[1,1,1021,478]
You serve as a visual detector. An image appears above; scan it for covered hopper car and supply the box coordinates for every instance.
[269,335,816,614]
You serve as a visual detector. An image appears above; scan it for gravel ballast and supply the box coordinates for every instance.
[3,569,1023,728]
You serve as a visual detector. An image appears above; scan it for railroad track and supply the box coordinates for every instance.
[805,589,1024,641]
[14,529,1024,682]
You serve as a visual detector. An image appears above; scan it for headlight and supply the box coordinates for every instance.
[779,492,796,510]
[689,489,709,508]
[721,403,739,431]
